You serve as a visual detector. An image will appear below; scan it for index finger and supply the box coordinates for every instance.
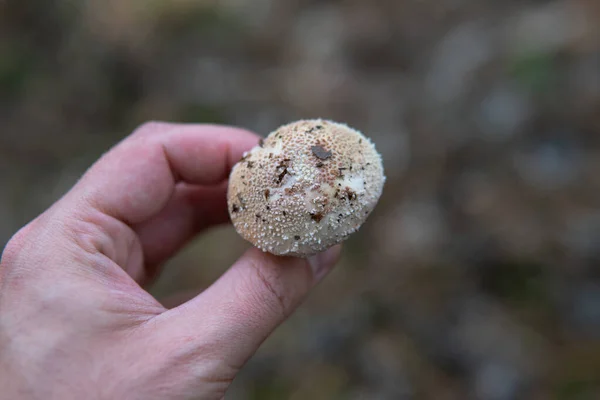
[70,122,260,225]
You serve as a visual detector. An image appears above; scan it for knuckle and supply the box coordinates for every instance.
[1,224,33,269]
[245,260,291,319]
[132,121,173,138]
[64,213,113,257]
[1,238,18,270]
[0,221,40,291]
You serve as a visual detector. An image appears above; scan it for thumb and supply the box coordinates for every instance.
[155,245,341,372]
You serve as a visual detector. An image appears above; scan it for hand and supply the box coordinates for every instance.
[0,122,341,400]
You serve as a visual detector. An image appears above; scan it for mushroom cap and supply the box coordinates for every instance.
[227,119,385,257]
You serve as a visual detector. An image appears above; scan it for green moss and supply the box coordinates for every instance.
[554,379,597,400]
[342,233,371,271]
[159,4,245,41]
[248,379,291,400]
[480,260,550,307]
[177,103,227,124]
[509,51,557,94]
[0,43,34,97]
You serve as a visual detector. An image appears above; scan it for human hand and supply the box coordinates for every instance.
[0,122,341,400]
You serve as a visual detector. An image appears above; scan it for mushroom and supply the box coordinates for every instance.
[227,119,385,257]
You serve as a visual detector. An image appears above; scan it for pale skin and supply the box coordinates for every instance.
[0,122,341,400]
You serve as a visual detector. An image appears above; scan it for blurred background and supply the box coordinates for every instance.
[2,0,600,398]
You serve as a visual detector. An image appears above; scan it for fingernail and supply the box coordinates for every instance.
[308,245,342,282]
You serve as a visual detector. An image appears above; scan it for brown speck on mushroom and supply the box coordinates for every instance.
[258,138,264,147]
[294,235,301,240]
[264,189,270,200]
[311,145,332,160]
[307,125,323,134]
[316,162,324,168]
[346,189,357,201]
[310,212,324,223]
[276,167,289,184]
[232,204,240,213]
[247,161,255,168]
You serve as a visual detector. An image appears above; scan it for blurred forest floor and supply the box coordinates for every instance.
[1,0,600,399]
